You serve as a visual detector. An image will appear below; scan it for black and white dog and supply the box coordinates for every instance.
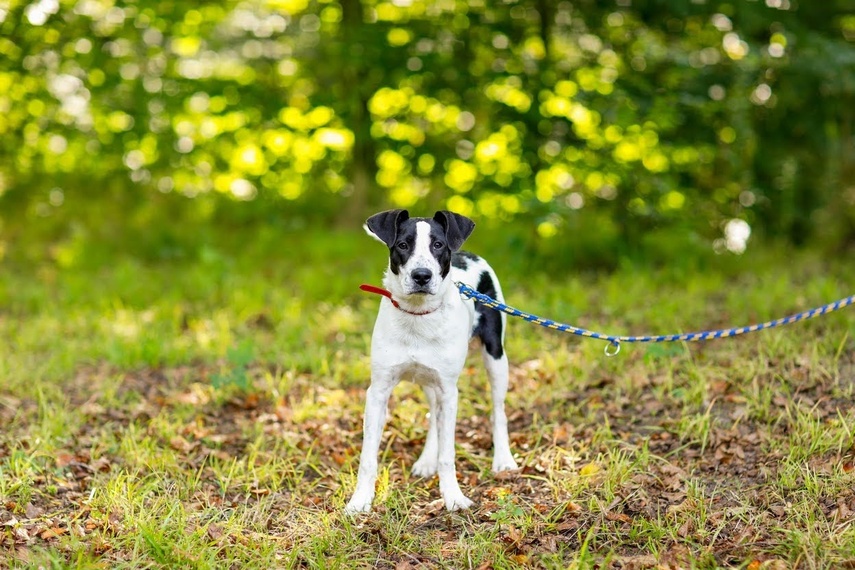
[344,209,517,514]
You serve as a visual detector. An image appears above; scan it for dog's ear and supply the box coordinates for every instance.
[433,210,475,251]
[364,209,409,248]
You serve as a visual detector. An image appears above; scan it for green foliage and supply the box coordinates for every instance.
[1,0,853,257]
[643,342,686,363]
[211,339,256,394]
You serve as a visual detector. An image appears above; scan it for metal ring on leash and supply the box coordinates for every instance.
[604,341,621,357]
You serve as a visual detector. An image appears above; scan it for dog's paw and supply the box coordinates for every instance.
[343,496,373,515]
[443,492,474,512]
[411,457,438,477]
[491,454,519,474]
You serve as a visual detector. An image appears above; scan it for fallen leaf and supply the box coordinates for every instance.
[555,521,578,532]
[494,469,520,481]
[39,527,66,540]
[618,553,658,569]
[55,453,76,468]
[484,487,512,500]
[84,519,100,531]
[91,456,113,473]
[174,385,210,406]
[169,436,194,453]
[606,511,632,524]
[332,452,347,466]
[275,404,292,422]
[668,499,694,515]
[13,526,29,543]
[24,503,42,520]
[503,525,522,546]
[836,500,853,520]
[207,524,224,541]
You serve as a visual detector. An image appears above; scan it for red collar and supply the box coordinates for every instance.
[359,284,439,316]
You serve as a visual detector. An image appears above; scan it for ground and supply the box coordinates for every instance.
[1,242,854,568]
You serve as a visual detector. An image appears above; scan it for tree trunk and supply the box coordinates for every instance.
[337,0,376,227]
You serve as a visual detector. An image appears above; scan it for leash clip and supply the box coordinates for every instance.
[604,340,621,357]
[456,281,473,300]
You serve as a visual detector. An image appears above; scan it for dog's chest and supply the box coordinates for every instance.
[371,301,473,377]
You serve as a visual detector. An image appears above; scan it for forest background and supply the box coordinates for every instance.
[1,0,854,265]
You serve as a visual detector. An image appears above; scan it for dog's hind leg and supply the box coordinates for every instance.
[475,294,519,474]
[344,376,396,514]
[482,347,518,473]
[412,384,439,477]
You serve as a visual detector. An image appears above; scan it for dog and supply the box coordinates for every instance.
[344,209,518,514]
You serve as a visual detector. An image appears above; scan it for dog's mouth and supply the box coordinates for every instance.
[407,287,433,295]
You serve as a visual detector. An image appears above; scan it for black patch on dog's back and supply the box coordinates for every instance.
[473,270,504,359]
[452,251,479,270]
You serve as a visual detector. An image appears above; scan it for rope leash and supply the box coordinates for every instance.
[456,282,855,356]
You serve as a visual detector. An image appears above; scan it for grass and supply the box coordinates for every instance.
[1,226,854,568]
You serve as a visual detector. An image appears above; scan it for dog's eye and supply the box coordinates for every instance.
[396,241,408,250]
[432,241,444,249]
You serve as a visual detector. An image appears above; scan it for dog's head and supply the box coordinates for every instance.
[365,210,475,297]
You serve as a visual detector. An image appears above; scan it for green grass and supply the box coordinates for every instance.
[1,228,854,568]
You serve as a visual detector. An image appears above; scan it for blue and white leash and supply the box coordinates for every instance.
[456,282,855,356]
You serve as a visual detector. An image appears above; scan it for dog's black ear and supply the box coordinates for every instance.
[433,210,475,251]
[365,209,409,248]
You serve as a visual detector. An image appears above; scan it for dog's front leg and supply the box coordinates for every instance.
[435,382,474,511]
[344,380,394,514]
[412,384,439,477]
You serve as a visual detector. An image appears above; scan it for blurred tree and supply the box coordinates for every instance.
[0,0,853,260]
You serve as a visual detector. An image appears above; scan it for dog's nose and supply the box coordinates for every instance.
[411,268,433,286]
